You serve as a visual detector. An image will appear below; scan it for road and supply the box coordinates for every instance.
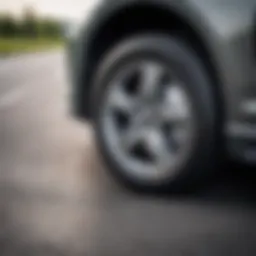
[1,51,256,256]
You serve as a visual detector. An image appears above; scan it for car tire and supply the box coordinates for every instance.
[91,34,218,193]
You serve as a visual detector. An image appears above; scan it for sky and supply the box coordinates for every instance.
[0,0,95,21]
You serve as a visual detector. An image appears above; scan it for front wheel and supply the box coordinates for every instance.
[91,34,218,192]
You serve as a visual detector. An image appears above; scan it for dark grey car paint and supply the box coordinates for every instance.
[66,0,256,163]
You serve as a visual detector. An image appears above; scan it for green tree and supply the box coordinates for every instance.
[21,6,38,37]
[0,13,18,37]
[40,18,62,38]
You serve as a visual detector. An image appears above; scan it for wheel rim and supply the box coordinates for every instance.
[100,60,195,182]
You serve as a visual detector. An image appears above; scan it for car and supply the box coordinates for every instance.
[65,0,256,192]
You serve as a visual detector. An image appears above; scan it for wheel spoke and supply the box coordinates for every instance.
[160,84,190,124]
[109,85,136,114]
[144,128,165,157]
[144,128,173,168]
[160,106,189,123]
[139,62,163,101]
[120,123,144,151]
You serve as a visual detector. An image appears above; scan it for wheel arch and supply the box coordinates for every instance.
[76,1,224,129]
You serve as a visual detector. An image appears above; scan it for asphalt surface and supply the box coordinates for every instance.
[1,51,256,256]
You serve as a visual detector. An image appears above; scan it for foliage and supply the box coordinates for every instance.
[0,13,19,37]
[0,38,63,54]
[0,6,63,38]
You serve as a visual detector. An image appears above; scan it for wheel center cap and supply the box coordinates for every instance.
[136,104,159,126]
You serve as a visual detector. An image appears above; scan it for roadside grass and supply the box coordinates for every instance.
[0,38,64,55]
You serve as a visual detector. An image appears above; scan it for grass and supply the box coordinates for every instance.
[0,38,64,55]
